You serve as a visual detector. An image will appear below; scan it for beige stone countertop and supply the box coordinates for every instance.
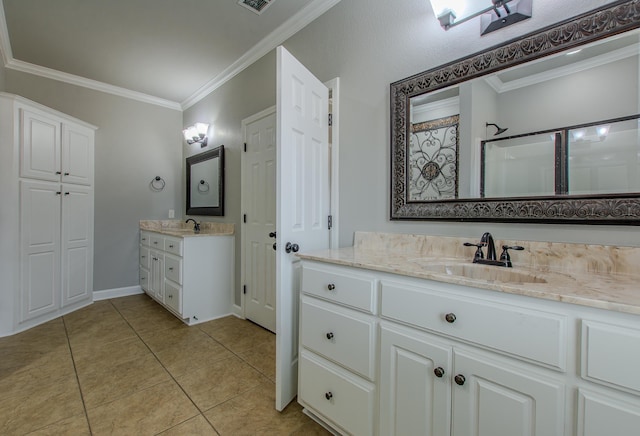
[298,247,640,316]
[140,220,234,237]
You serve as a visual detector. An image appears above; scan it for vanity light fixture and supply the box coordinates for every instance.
[430,0,532,35]
[486,122,508,136]
[183,123,209,148]
[596,125,610,140]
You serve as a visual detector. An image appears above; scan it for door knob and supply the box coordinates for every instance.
[325,392,333,400]
[434,367,445,378]
[272,242,277,251]
[326,332,334,340]
[445,313,457,323]
[269,231,277,238]
[285,242,299,253]
[454,374,466,386]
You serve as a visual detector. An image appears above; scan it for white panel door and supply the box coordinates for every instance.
[243,109,277,332]
[577,389,640,435]
[61,184,93,306]
[379,322,452,436]
[62,123,94,186]
[276,46,330,411]
[20,109,61,182]
[452,350,565,436]
[20,180,61,322]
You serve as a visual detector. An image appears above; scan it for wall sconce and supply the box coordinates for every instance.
[183,123,209,147]
[429,0,532,35]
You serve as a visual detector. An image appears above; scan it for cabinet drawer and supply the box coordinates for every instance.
[299,350,375,436]
[140,231,151,247]
[582,320,640,395]
[140,267,149,291]
[149,234,164,250]
[139,246,150,269]
[164,254,182,285]
[164,280,182,315]
[301,296,376,380]
[381,280,567,370]
[164,236,183,256]
[302,263,377,313]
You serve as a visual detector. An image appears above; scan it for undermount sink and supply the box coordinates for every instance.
[409,260,547,284]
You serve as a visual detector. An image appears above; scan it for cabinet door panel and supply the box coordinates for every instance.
[577,389,640,436]
[452,350,564,436]
[61,185,92,306]
[379,322,452,436]
[20,181,61,321]
[61,124,93,185]
[20,109,61,182]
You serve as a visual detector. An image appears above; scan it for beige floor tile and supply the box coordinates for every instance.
[0,351,75,398]
[109,293,157,310]
[199,316,274,353]
[204,381,330,436]
[145,327,233,377]
[26,413,91,435]
[66,316,137,347]
[71,335,151,374]
[117,303,185,338]
[237,335,276,381]
[63,301,120,332]
[0,374,84,435]
[175,355,267,411]
[157,414,219,435]
[78,352,171,409]
[86,380,199,436]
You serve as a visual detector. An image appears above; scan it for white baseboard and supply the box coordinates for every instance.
[232,304,243,318]
[93,285,143,301]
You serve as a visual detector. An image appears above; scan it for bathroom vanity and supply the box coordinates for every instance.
[139,220,234,325]
[297,232,640,436]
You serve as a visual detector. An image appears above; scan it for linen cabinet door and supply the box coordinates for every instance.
[61,123,94,186]
[451,349,565,436]
[379,322,452,436]
[20,109,61,182]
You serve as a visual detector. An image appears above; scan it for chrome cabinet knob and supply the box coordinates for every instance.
[454,374,466,386]
[434,367,445,378]
[325,392,333,400]
[327,284,336,291]
[326,332,334,340]
[285,242,299,253]
[445,313,457,323]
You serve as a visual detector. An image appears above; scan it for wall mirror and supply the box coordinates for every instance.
[391,0,640,224]
[186,145,224,216]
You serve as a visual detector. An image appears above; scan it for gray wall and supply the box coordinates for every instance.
[0,61,5,90]
[185,0,636,308]
[5,70,183,292]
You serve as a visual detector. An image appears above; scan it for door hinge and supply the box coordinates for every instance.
[243,214,247,223]
[328,215,333,230]
[328,114,333,127]
[244,142,247,152]
[243,285,247,294]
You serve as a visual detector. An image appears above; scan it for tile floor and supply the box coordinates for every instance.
[0,294,331,435]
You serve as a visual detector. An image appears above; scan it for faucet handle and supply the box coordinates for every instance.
[499,245,524,267]
[463,242,484,261]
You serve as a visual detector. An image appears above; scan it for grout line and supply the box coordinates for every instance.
[61,315,94,436]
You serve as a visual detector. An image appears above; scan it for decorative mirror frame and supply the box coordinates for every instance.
[186,145,225,216]
[391,0,640,224]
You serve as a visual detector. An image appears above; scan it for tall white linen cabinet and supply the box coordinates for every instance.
[0,93,97,336]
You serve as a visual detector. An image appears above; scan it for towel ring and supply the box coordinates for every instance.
[150,176,166,192]
[197,179,210,193]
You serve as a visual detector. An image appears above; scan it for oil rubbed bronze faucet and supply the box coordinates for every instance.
[464,232,524,267]
[185,218,201,233]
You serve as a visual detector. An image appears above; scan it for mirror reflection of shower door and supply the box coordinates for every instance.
[242,108,277,333]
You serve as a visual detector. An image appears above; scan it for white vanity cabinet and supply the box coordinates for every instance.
[0,93,96,336]
[139,230,234,325]
[298,263,378,436]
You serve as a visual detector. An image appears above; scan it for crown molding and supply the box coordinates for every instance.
[0,0,341,111]
[180,0,342,109]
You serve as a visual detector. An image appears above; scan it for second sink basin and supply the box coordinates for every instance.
[409,260,547,284]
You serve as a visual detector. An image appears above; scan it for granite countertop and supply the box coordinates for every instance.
[297,232,640,316]
[140,220,235,237]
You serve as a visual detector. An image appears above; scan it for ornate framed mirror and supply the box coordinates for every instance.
[391,0,640,224]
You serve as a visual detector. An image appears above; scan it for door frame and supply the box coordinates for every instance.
[239,78,340,318]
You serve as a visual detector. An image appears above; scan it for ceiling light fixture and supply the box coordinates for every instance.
[430,0,532,35]
[183,123,210,147]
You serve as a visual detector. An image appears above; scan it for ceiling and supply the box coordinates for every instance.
[0,0,340,110]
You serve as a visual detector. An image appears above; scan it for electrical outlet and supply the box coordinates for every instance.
[168,209,175,218]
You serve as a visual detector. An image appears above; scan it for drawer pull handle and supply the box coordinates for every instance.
[454,374,466,386]
[434,367,445,378]
[169,244,174,248]
[326,332,334,340]
[325,392,333,400]
[154,241,158,244]
[168,294,173,299]
[141,255,146,258]
[445,313,457,323]
[327,284,336,291]
[169,267,174,271]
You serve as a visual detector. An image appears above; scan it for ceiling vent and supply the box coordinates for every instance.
[238,0,274,15]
